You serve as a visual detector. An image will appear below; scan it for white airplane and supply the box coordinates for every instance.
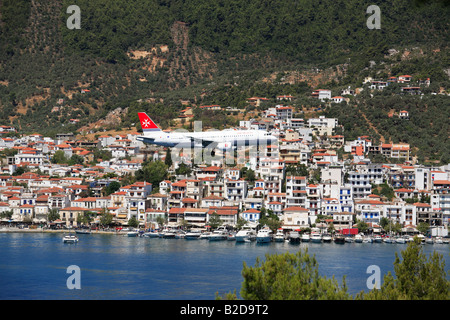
[136,112,277,151]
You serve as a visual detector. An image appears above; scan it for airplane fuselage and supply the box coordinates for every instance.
[137,129,277,150]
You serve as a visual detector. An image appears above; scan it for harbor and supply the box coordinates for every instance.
[0,231,448,300]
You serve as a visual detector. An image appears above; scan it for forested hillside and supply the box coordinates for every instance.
[0,0,449,163]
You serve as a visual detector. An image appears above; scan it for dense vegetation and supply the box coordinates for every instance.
[217,238,449,300]
[0,0,449,163]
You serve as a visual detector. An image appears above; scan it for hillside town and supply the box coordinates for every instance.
[0,93,449,238]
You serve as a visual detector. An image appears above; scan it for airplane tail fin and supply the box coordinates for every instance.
[138,112,161,133]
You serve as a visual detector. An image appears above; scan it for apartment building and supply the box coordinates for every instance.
[285,176,307,208]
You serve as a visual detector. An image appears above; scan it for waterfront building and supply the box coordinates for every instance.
[282,206,309,230]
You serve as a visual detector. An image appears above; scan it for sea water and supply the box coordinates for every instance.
[0,232,448,300]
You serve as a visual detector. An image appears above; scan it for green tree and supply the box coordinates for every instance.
[128,216,139,228]
[208,212,222,229]
[47,208,60,222]
[237,249,350,300]
[258,210,281,232]
[165,148,173,168]
[51,150,68,164]
[100,210,114,227]
[417,222,430,234]
[358,238,449,300]
[104,181,121,196]
[135,160,168,187]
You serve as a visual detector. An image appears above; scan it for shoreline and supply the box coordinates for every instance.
[0,228,123,235]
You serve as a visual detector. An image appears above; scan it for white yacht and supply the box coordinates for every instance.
[322,233,332,243]
[185,229,202,240]
[162,228,177,238]
[63,235,79,243]
[256,227,273,243]
[363,235,373,243]
[310,232,322,243]
[354,234,363,243]
[373,235,382,243]
[395,236,406,244]
[301,233,310,242]
[345,236,354,243]
[209,227,228,241]
[235,226,257,242]
[274,229,285,242]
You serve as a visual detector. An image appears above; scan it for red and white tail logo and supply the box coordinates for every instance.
[138,112,161,132]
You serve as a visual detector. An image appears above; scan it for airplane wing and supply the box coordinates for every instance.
[185,135,217,148]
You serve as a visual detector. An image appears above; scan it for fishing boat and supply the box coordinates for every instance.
[363,235,373,243]
[208,227,228,241]
[235,226,256,242]
[354,234,363,243]
[256,226,273,243]
[288,230,301,244]
[63,234,79,243]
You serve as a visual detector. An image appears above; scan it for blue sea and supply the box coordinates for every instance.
[0,232,448,300]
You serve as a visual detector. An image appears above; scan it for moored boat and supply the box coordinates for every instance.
[274,229,285,242]
[227,232,236,241]
[127,230,139,237]
[395,236,406,244]
[162,228,177,238]
[199,232,211,240]
[143,231,160,238]
[322,234,332,243]
[354,234,363,243]
[235,226,256,242]
[75,229,91,234]
[301,233,310,242]
[256,227,273,243]
[363,235,373,243]
[373,235,382,243]
[185,229,202,240]
[209,227,228,241]
[345,236,354,243]
[310,232,322,243]
[288,230,300,244]
[333,233,345,244]
[434,237,443,244]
